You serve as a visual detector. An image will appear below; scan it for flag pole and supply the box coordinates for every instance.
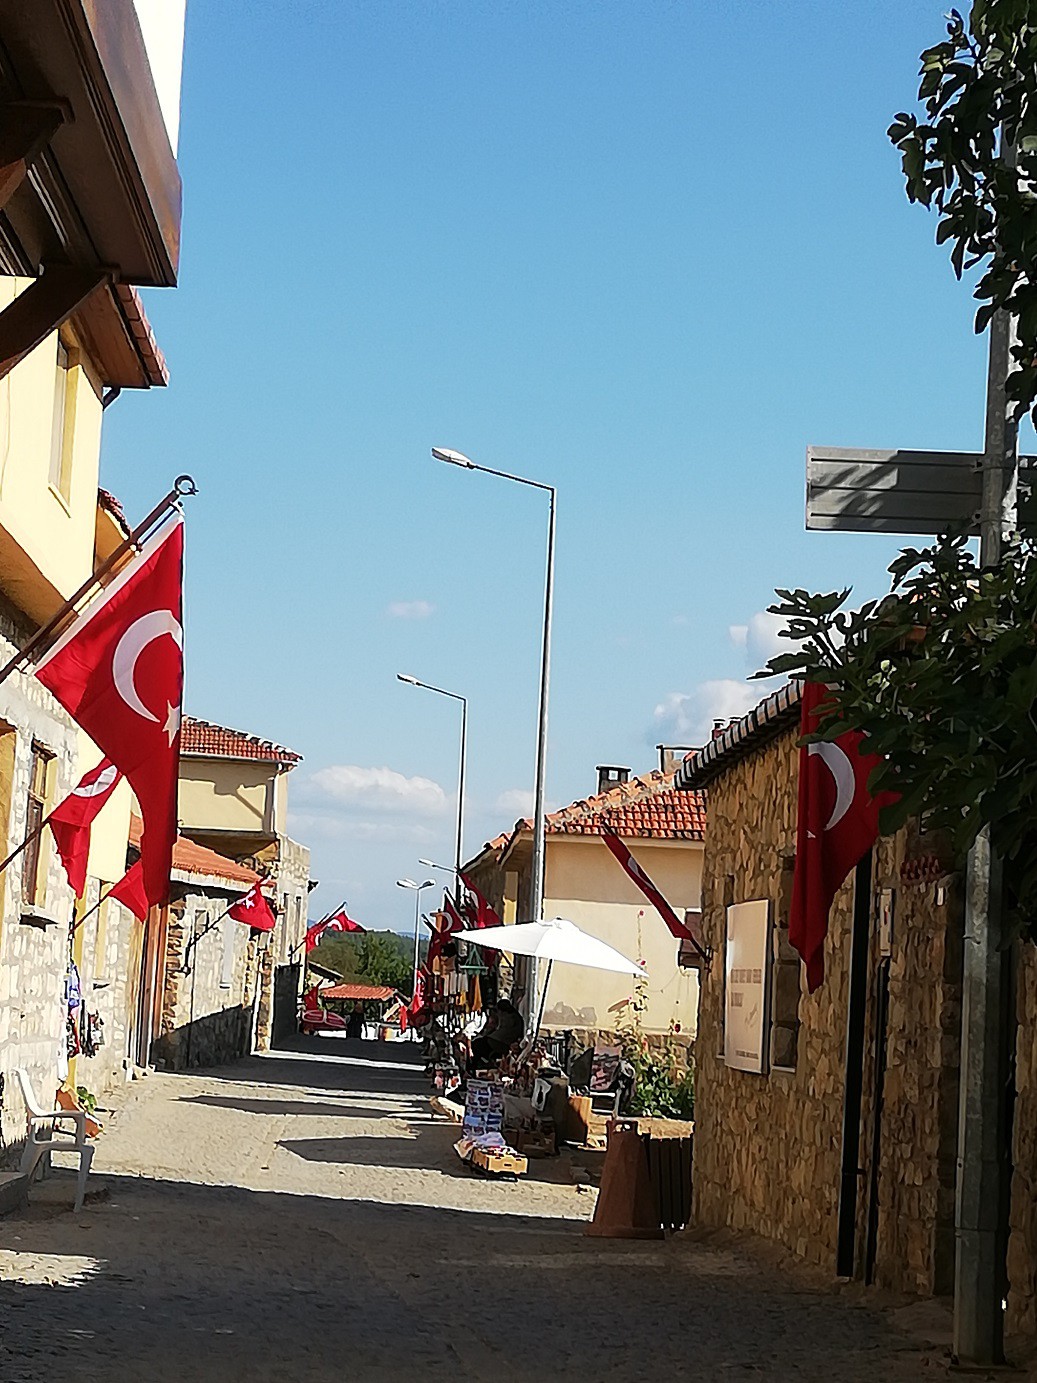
[291,898,349,960]
[0,809,55,878]
[0,474,197,690]
[71,878,118,933]
[181,882,275,974]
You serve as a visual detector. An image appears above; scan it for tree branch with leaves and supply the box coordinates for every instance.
[761,534,1037,932]
[888,2,1037,418]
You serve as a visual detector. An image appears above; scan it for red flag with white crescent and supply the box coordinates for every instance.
[228,880,276,932]
[35,515,184,911]
[49,757,122,897]
[460,872,503,929]
[790,682,892,992]
[600,824,698,945]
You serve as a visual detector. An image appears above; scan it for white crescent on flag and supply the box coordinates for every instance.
[72,762,119,798]
[112,610,183,726]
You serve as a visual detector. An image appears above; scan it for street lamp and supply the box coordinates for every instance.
[396,877,436,996]
[419,857,455,874]
[432,444,555,1015]
[397,674,468,878]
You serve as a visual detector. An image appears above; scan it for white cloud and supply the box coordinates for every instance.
[744,609,789,668]
[652,680,760,745]
[494,788,534,819]
[304,765,448,817]
[387,599,435,620]
[728,623,748,649]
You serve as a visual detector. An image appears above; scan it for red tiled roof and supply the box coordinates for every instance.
[319,983,397,1002]
[129,816,260,888]
[515,769,706,842]
[180,716,301,764]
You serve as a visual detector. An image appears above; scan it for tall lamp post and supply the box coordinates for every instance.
[397,674,468,877]
[431,446,555,1016]
[396,876,436,996]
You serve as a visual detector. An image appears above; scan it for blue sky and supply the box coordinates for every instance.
[103,0,1006,930]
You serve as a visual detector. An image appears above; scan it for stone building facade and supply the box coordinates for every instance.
[677,684,964,1299]
[0,602,80,1161]
[176,718,311,1050]
[148,834,265,1071]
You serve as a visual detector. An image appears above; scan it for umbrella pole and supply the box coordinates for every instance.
[532,958,553,1042]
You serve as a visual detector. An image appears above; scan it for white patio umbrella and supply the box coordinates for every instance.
[453,916,646,1038]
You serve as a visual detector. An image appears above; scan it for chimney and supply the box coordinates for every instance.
[596,765,630,795]
[656,744,695,774]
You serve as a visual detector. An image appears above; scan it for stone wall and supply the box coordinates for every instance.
[1009,949,1037,1332]
[693,725,963,1296]
[152,889,258,1070]
[71,876,142,1097]
[0,603,79,1166]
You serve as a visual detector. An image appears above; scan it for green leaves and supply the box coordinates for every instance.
[891,1,1037,420]
[760,532,1037,936]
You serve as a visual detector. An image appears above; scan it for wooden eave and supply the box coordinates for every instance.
[70,282,168,388]
[0,0,181,286]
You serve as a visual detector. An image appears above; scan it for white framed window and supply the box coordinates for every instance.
[49,338,75,503]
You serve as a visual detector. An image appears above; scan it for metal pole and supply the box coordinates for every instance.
[528,485,556,1015]
[954,291,1018,1366]
[455,695,467,878]
[0,474,196,689]
[411,889,423,998]
[836,851,872,1278]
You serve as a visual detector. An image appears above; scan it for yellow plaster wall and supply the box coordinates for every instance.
[541,836,702,1035]
[0,279,104,621]
[177,758,276,834]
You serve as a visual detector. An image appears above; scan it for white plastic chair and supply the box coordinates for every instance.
[15,1067,94,1212]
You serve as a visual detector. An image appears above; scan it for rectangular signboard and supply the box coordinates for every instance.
[724,899,770,1073]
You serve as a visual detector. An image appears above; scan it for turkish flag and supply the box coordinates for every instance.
[600,824,698,945]
[228,880,276,932]
[35,516,184,910]
[460,872,502,929]
[49,757,122,898]
[325,908,365,934]
[442,893,466,935]
[109,859,149,923]
[306,908,365,951]
[790,681,891,992]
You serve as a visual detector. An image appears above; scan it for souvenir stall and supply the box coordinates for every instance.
[449,916,645,1178]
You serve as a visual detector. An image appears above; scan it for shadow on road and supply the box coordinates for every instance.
[0,1171,946,1383]
[278,1132,476,1176]
[178,1094,408,1119]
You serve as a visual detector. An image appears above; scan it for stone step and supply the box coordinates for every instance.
[0,1170,28,1216]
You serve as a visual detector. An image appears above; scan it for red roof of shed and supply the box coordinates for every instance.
[318,983,397,1002]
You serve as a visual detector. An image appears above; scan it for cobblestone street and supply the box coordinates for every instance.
[0,1037,959,1382]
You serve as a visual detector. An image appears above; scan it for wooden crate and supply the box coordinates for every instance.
[471,1147,528,1177]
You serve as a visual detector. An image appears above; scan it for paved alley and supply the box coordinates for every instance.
[0,1037,959,1382]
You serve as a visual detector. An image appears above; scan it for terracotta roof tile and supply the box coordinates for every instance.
[181,716,301,764]
[516,769,705,842]
[129,815,260,888]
